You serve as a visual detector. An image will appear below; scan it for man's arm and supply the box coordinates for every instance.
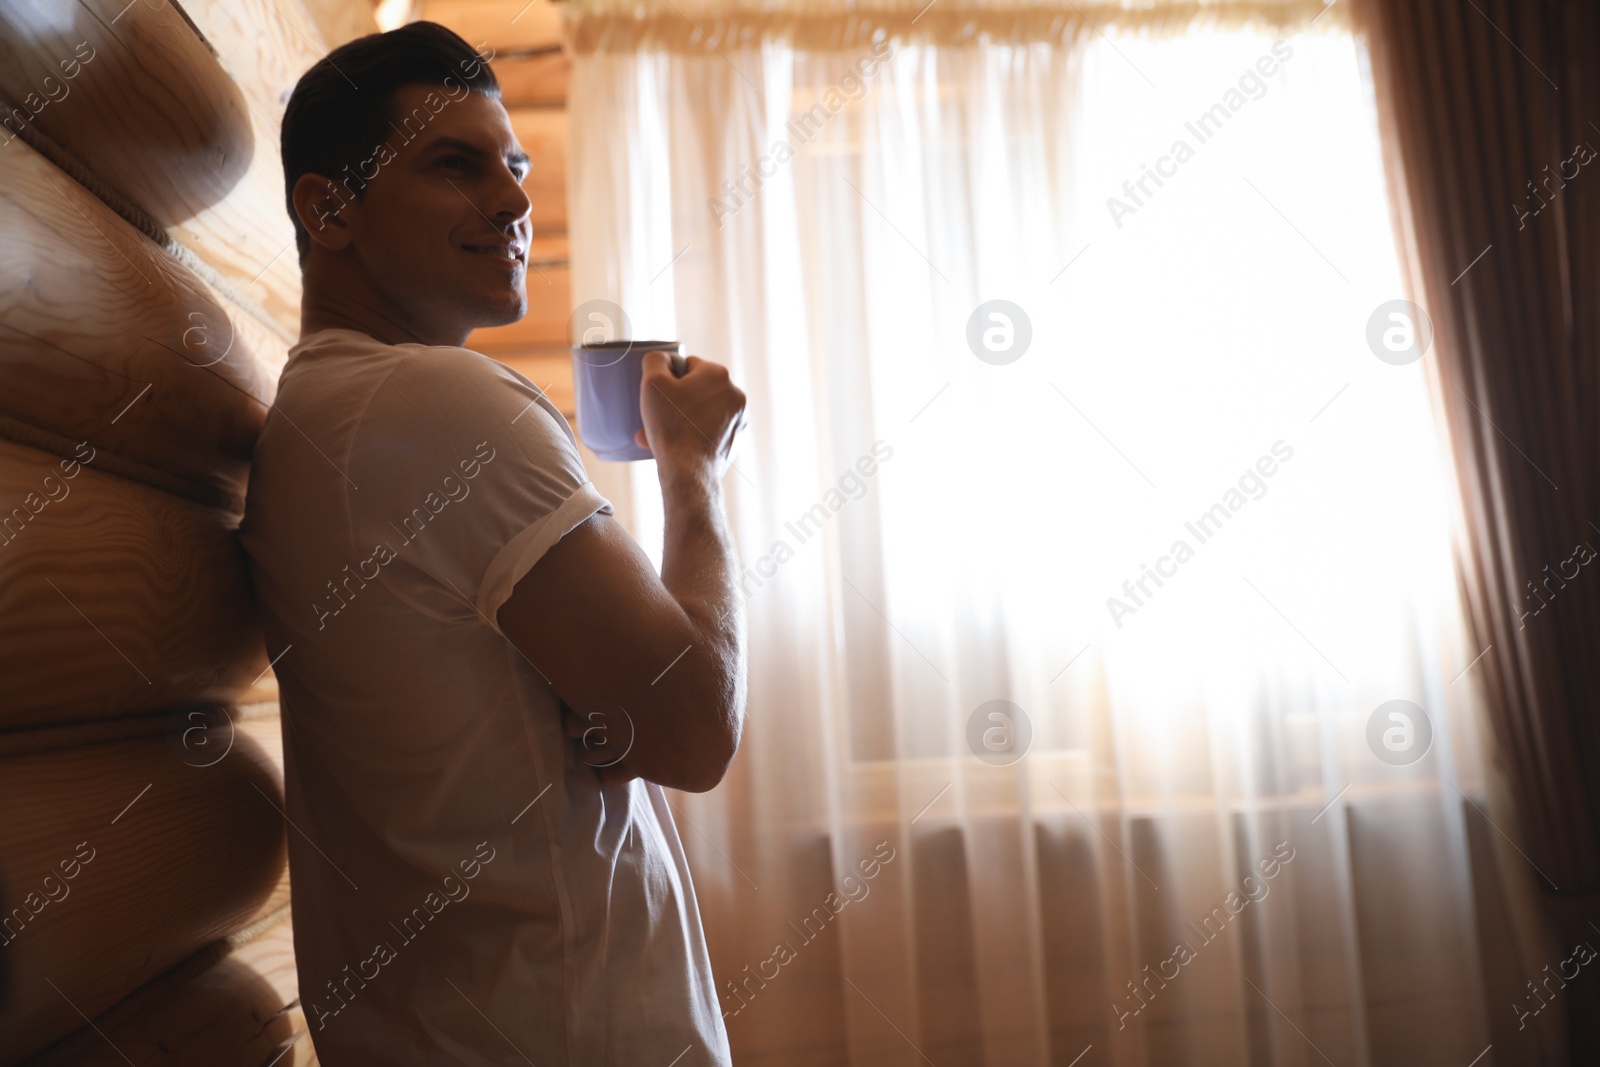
[497,352,748,793]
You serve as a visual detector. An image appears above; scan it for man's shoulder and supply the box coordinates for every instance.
[272,330,406,421]
[278,335,517,436]
[282,329,511,387]
[372,345,578,453]
[348,343,578,480]
[357,344,538,440]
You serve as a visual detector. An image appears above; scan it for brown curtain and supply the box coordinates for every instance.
[1351,0,1600,1057]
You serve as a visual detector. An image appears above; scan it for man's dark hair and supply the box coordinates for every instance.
[281,21,500,264]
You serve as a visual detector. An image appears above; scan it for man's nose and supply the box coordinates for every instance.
[489,163,532,228]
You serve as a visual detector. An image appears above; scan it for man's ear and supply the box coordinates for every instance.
[291,173,357,252]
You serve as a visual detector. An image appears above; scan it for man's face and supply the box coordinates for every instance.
[337,83,532,339]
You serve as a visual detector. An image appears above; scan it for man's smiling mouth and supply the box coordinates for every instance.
[462,241,525,263]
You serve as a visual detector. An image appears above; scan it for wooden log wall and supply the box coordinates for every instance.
[0,717,292,1062]
[0,0,375,1062]
[0,0,573,1060]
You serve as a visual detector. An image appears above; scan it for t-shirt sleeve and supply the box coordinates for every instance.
[346,349,614,636]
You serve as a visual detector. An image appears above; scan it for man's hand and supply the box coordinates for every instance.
[632,350,747,478]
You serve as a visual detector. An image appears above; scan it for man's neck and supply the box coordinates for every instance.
[297,258,468,348]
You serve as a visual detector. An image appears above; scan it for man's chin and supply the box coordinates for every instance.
[468,296,529,332]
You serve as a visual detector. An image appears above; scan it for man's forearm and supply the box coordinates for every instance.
[654,464,746,779]
[660,466,740,637]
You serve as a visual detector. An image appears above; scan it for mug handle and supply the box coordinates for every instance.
[668,351,689,378]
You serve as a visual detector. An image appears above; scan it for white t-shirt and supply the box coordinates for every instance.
[240,328,730,1066]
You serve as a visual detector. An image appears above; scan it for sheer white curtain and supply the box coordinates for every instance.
[565,13,1548,1066]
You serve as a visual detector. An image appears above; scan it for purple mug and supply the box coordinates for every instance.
[571,341,688,462]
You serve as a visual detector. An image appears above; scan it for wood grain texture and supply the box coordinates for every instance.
[0,139,285,508]
[297,0,379,48]
[493,49,569,107]
[26,915,317,1067]
[0,733,288,1062]
[0,700,282,765]
[420,0,563,52]
[240,671,281,709]
[467,227,569,351]
[513,105,567,232]
[177,0,337,133]
[23,717,300,1067]
[0,0,308,333]
[0,438,268,729]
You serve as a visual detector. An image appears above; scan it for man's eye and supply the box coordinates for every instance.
[438,156,469,170]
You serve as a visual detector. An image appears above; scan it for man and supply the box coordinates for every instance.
[240,22,747,1064]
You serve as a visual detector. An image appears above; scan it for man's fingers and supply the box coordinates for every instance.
[641,349,673,379]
